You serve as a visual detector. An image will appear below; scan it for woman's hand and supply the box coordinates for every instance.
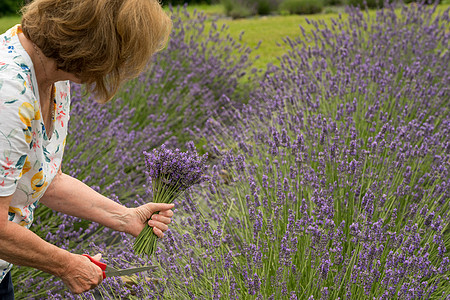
[61,253,104,294]
[125,203,174,238]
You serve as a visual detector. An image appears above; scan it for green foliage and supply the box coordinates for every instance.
[162,0,214,5]
[256,0,276,14]
[323,0,344,5]
[403,0,441,3]
[279,0,324,14]
[222,0,281,18]
[0,0,25,17]
[222,0,255,18]
[347,0,385,8]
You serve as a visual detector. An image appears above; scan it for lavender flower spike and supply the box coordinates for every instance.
[134,142,208,256]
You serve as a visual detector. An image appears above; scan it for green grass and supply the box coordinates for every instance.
[182,3,226,15]
[188,3,450,70]
[214,4,450,70]
[216,13,341,70]
[0,15,21,33]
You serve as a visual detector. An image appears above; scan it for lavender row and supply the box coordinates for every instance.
[11,6,255,298]
[152,3,449,299]
[13,3,450,299]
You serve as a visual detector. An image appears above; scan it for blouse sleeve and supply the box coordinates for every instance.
[0,71,36,197]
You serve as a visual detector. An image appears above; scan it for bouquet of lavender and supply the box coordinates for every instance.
[133,143,208,256]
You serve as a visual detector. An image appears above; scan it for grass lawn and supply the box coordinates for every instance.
[0,15,21,33]
[217,13,345,70]
[180,4,352,69]
[214,4,450,70]
[182,3,450,70]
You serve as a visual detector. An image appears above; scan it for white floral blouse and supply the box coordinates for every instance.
[0,25,71,282]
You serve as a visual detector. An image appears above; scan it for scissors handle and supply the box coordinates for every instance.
[82,254,107,279]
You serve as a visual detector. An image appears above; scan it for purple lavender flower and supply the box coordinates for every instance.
[134,143,208,256]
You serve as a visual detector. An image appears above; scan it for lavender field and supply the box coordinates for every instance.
[12,2,450,299]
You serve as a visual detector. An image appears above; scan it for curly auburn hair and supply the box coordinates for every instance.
[21,0,172,103]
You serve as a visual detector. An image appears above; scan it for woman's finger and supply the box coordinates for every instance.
[148,220,169,233]
[151,214,172,224]
[159,209,174,218]
[149,203,174,214]
[92,253,102,261]
[152,227,164,238]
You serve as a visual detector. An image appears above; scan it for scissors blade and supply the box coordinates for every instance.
[105,265,158,277]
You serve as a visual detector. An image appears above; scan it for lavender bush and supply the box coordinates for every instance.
[114,6,257,146]
[11,2,450,299]
[11,6,255,298]
[149,3,449,299]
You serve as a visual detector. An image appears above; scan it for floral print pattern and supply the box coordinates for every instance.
[0,25,71,282]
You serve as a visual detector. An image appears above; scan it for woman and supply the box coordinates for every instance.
[0,0,173,297]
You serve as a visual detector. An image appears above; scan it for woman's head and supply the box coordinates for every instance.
[21,0,172,103]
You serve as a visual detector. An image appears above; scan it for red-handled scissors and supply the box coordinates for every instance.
[83,254,157,279]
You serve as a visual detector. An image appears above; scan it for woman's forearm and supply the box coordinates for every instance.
[0,217,70,277]
[40,170,133,233]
